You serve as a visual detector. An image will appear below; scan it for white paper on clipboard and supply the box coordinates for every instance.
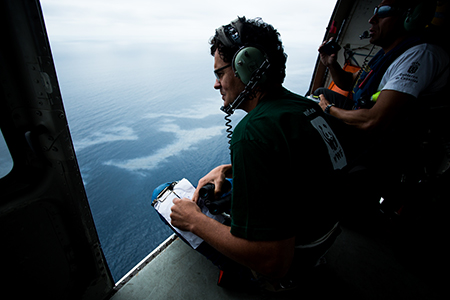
[153,178,224,249]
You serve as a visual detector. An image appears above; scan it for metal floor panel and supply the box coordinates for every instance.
[111,224,445,300]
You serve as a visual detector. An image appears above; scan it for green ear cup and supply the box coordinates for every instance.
[404,1,436,32]
[233,47,268,85]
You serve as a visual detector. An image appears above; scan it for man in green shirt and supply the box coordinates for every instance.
[169,16,346,292]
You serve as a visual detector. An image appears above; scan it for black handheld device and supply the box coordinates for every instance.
[319,40,341,55]
[198,181,232,215]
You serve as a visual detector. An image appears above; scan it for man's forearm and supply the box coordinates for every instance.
[327,105,375,130]
[189,211,294,279]
[327,61,355,91]
[324,90,414,131]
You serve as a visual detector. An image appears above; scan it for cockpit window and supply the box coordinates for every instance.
[0,130,13,178]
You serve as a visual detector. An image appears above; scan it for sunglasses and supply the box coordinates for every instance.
[373,5,404,18]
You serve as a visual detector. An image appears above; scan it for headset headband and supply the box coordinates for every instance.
[216,18,245,48]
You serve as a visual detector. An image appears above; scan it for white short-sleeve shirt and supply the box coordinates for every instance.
[379,43,449,98]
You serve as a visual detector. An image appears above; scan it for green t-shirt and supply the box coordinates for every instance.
[230,87,346,244]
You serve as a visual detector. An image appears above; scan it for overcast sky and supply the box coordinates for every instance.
[39,0,338,97]
[41,0,337,51]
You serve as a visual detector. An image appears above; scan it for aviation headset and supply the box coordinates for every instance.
[403,0,437,32]
[216,18,270,85]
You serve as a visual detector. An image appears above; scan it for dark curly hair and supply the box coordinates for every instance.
[209,16,288,89]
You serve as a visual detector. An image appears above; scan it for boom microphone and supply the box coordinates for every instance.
[359,30,371,39]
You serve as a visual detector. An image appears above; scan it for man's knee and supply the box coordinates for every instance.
[313,87,329,97]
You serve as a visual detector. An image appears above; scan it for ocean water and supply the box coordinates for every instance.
[1,39,316,281]
[52,43,245,281]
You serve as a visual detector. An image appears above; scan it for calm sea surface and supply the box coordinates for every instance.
[1,40,315,281]
[57,44,238,281]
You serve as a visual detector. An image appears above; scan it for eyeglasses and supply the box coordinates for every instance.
[214,64,231,82]
[373,5,403,18]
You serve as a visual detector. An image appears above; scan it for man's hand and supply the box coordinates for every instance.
[170,198,202,232]
[318,94,331,112]
[318,38,357,91]
[318,38,338,67]
[192,164,232,203]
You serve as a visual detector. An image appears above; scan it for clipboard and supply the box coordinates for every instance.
[152,178,224,249]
